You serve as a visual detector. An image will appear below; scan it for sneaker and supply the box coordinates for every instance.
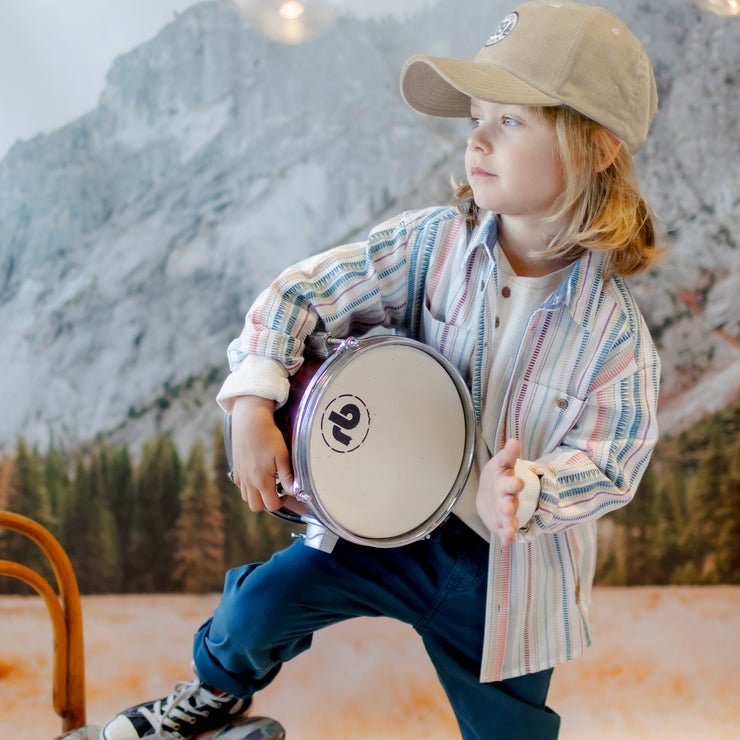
[101,675,250,740]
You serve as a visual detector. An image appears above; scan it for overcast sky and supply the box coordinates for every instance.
[0,0,438,159]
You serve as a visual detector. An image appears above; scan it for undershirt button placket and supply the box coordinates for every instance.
[495,285,512,329]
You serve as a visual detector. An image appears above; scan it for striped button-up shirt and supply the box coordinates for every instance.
[218,206,661,681]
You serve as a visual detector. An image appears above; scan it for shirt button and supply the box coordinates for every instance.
[501,286,511,298]
[495,316,500,328]
[556,398,569,409]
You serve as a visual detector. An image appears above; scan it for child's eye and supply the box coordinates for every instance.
[502,115,520,127]
[470,117,483,129]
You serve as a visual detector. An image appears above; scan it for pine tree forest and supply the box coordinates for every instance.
[1,399,740,595]
[0,425,294,595]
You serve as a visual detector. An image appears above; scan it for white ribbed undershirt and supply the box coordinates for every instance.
[452,245,571,540]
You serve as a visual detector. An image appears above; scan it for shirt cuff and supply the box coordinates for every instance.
[216,356,290,412]
[514,459,540,531]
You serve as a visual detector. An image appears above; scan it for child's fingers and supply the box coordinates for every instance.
[504,475,524,496]
[483,438,521,484]
[498,520,518,547]
[476,438,524,544]
[500,494,517,517]
[497,488,519,543]
[498,438,521,471]
[275,450,294,497]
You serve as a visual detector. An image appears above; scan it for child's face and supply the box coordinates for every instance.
[465,98,565,223]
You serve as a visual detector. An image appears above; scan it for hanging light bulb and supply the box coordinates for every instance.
[278,1,306,21]
[234,0,341,44]
[693,0,740,15]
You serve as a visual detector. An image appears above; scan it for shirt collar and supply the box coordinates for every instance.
[463,211,498,262]
[544,250,608,329]
[467,211,609,329]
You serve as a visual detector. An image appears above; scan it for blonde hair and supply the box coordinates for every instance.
[451,105,665,280]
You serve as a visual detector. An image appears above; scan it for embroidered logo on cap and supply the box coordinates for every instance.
[485,12,519,46]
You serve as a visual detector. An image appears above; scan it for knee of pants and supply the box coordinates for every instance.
[192,560,293,695]
[209,545,322,642]
[208,562,286,645]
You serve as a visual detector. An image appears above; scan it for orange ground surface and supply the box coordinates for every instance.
[1,587,738,739]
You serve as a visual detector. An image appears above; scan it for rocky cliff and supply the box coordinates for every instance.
[1,0,738,454]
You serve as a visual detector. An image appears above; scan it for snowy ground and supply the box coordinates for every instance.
[1,587,738,739]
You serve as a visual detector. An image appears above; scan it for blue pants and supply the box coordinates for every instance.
[193,516,560,739]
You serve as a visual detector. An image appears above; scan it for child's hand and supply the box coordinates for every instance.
[476,438,525,546]
[229,395,294,513]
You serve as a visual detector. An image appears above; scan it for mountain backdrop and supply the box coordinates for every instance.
[1,0,739,456]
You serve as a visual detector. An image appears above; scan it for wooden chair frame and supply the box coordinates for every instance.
[0,511,86,733]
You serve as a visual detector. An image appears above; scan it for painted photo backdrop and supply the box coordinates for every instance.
[0,0,739,736]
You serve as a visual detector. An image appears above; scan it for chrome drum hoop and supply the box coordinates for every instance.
[288,334,476,548]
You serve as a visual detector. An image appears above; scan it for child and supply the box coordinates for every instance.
[103,2,663,738]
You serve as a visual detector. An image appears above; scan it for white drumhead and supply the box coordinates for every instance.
[302,342,467,539]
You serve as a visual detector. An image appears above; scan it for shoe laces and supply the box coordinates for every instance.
[141,677,228,734]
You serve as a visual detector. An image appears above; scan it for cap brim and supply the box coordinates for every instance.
[400,55,560,118]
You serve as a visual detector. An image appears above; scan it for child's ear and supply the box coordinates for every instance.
[595,129,623,172]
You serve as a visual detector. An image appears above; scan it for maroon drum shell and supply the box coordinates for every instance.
[273,356,325,451]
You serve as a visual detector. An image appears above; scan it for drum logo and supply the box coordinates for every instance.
[320,394,370,453]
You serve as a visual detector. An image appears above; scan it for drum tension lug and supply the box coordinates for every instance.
[290,532,306,540]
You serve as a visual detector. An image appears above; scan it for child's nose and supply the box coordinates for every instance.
[468,126,492,153]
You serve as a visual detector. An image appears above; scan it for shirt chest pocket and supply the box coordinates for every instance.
[508,381,586,458]
[421,302,475,384]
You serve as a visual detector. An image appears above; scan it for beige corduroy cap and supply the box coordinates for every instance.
[400,0,658,153]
